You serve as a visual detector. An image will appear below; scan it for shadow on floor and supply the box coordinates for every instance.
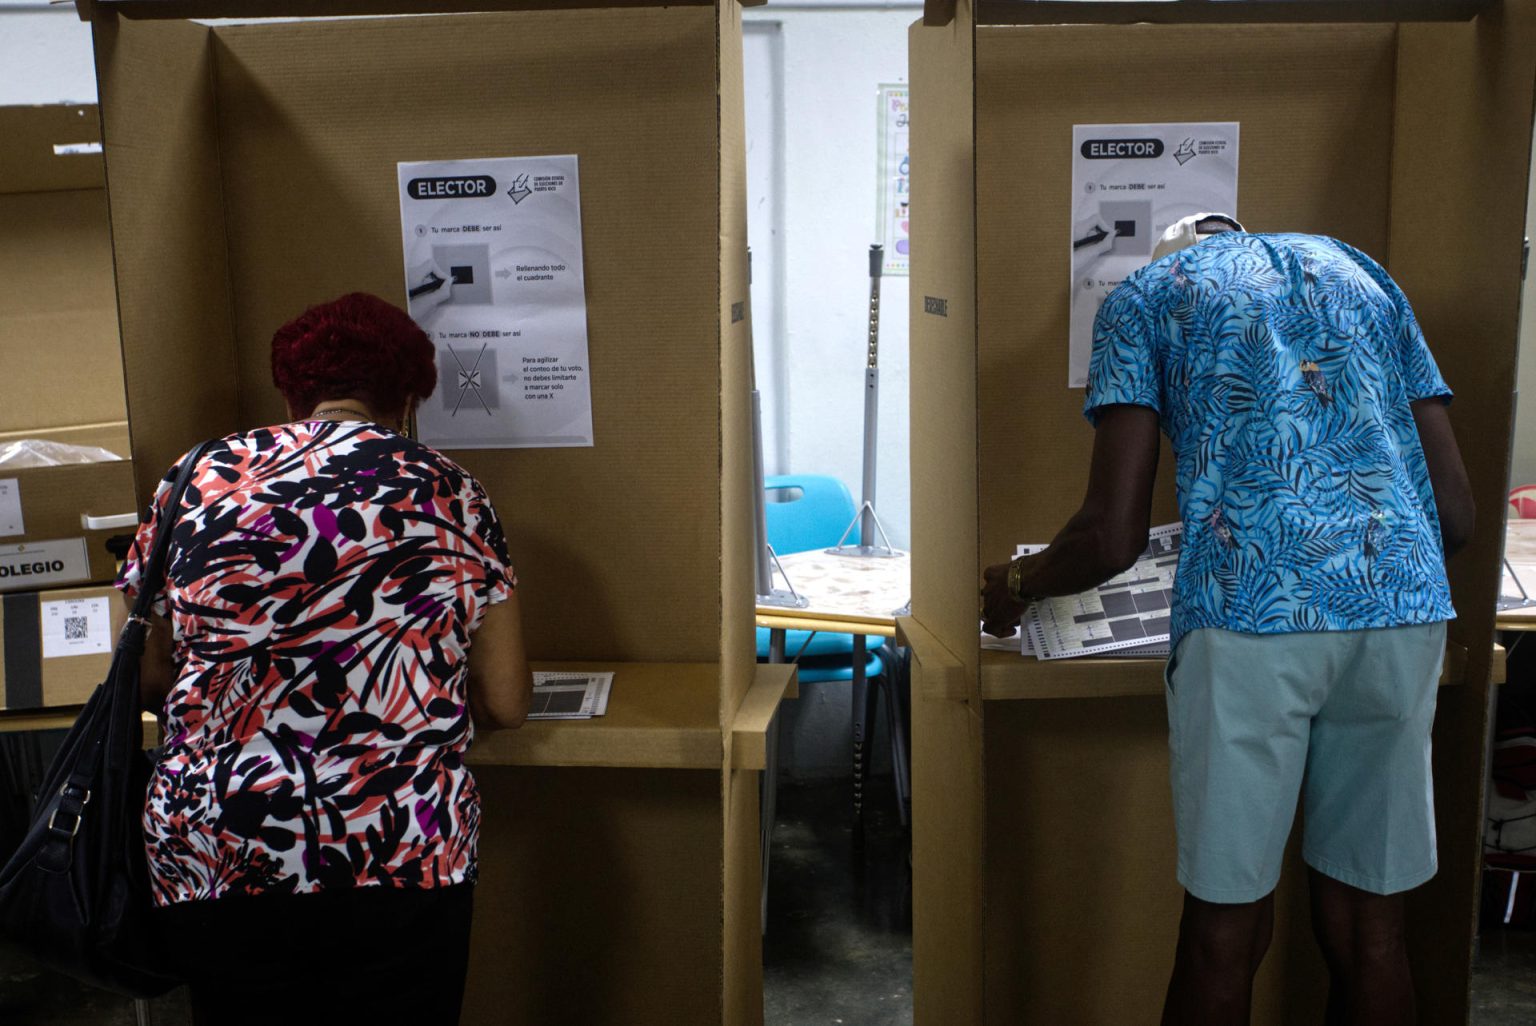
[764,777,914,1026]
[0,946,191,1026]
[1472,928,1536,1025]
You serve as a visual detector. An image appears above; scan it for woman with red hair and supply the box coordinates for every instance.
[117,292,530,1024]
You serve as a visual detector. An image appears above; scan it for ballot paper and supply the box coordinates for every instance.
[1069,122,1239,387]
[526,671,614,720]
[1019,525,1181,660]
[398,154,594,449]
[980,625,1025,652]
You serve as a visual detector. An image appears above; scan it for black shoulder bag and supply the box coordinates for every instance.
[0,441,212,997]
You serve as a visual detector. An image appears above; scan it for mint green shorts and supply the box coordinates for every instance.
[1165,622,1445,904]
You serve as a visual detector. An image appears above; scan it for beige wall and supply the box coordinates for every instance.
[1514,158,1536,493]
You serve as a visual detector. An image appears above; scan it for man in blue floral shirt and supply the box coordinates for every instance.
[981,214,1475,1026]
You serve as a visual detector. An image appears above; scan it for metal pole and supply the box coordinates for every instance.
[752,389,774,598]
[749,248,773,597]
[829,245,898,558]
[860,245,882,548]
[749,248,809,605]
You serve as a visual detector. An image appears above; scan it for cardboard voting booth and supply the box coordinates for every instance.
[0,105,136,593]
[86,1,784,1022]
[906,1,1536,1023]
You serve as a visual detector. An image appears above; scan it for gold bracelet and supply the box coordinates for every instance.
[1007,556,1027,603]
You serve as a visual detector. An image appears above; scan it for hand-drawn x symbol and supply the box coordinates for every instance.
[448,343,494,416]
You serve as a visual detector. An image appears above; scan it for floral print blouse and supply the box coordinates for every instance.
[117,421,513,905]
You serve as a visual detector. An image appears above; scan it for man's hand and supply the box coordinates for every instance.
[981,559,1029,637]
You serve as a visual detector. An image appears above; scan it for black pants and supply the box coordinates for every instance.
[154,883,475,1026]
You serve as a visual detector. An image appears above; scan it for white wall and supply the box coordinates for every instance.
[0,5,95,105]
[744,3,918,550]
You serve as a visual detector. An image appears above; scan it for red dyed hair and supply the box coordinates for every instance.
[270,293,437,419]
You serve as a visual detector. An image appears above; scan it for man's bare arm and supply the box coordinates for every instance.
[982,404,1161,635]
[1410,397,1475,558]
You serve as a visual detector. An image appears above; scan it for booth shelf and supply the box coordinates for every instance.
[0,709,158,735]
[468,662,796,771]
[730,662,796,770]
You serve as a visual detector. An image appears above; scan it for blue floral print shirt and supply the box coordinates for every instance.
[1084,232,1455,649]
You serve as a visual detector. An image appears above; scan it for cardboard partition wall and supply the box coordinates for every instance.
[907,1,1536,1024]
[0,106,136,592]
[89,2,783,1023]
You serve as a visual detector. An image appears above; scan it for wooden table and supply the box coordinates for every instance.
[755,548,913,829]
[754,547,912,640]
[1498,519,1536,632]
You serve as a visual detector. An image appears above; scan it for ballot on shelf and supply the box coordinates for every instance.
[526,671,614,720]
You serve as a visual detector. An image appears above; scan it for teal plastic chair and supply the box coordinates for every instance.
[791,650,885,685]
[763,474,858,556]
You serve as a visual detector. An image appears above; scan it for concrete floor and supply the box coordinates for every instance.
[763,777,1536,1026]
[763,779,914,1026]
[1471,927,1536,1025]
[1,776,1531,1024]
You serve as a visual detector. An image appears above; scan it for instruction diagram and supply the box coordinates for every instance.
[1069,122,1239,387]
[398,154,594,448]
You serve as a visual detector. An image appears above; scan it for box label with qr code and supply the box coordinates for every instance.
[42,595,113,658]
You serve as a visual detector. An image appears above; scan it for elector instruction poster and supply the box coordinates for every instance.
[1069,122,1239,387]
[398,155,594,448]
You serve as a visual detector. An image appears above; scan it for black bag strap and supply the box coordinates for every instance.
[128,440,216,628]
[45,440,217,838]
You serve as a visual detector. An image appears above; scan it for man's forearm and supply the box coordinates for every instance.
[980,404,1160,637]
[1013,509,1146,600]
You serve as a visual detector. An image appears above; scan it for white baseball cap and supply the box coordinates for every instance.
[1151,212,1245,262]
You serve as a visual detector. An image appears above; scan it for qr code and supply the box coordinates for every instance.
[64,616,89,641]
